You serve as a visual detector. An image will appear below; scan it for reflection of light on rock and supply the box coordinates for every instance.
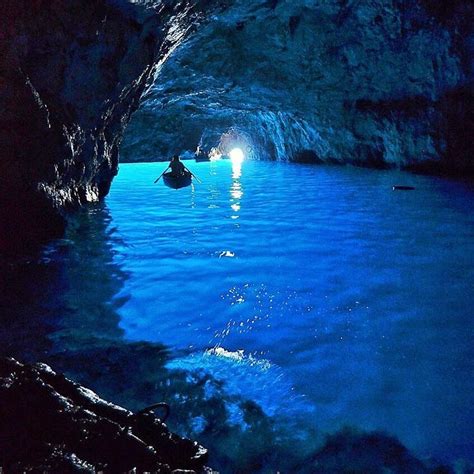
[209,147,222,161]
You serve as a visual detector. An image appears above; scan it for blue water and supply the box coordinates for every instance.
[1,160,473,470]
[111,161,474,460]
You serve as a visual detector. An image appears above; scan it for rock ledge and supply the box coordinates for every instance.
[0,357,210,473]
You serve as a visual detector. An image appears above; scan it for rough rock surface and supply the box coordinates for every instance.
[0,357,209,473]
[0,0,220,251]
[122,0,474,175]
[0,357,457,473]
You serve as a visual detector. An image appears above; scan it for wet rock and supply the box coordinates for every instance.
[0,0,222,252]
[301,429,433,474]
[0,357,209,473]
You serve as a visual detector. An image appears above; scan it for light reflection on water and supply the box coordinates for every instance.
[110,160,474,462]
[230,158,243,218]
[0,160,473,469]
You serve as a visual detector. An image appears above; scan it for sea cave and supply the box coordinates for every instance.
[0,0,473,472]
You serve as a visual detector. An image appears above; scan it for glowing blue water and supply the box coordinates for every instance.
[2,160,473,469]
[107,160,474,462]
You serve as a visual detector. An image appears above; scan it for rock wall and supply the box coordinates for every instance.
[0,0,220,251]
[0,357,209,472]
[122,0,473,175]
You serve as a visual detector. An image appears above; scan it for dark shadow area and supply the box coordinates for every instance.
[291,149,324,164]
[353,86,474,178]
[0,204,127,361]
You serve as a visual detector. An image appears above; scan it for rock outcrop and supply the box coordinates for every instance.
[122,0,473,175]
[0,0,221,251]
[1,357,459,473]
[0,357,209,472]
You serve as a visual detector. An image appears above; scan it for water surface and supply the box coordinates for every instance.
[1,160,473,470]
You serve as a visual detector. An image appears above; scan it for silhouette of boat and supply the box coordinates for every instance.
[163,172,192,189]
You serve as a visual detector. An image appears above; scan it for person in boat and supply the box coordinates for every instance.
[168,154,187,177]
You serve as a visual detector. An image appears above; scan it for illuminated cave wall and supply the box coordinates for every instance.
[122,0,473,173]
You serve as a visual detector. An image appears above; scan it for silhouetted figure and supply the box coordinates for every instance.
[168,155,186,176]
[154,154,195,185]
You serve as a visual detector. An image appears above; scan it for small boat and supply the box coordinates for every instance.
[195,155,211,162]
[163,171,192,189]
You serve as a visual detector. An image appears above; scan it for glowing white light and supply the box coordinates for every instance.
[229,147,245,163]
[209,148,222,161]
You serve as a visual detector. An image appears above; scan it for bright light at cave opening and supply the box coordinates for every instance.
[229,147,245,164]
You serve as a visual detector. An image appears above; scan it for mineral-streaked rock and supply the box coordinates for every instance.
[0,357,209,473]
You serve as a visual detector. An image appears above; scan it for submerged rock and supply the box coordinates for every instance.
[0,357,209,473]
[300,429,435,474]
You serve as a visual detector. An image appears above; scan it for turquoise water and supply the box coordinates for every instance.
[1,160,473,470]
[114,160,474,460]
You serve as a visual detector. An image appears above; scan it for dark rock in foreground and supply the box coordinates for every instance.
[0,357,209,473]
[305,430,433,474]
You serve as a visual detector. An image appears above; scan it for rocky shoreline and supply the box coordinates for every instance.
[0,357,210,473]
[2,356,468,473]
